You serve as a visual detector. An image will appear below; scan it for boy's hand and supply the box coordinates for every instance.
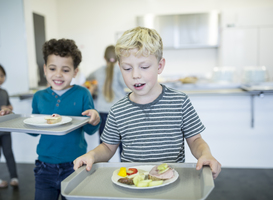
[0,106,12,116]
[73,152,95,171]
[186,134,221,179]
[82,109,100,126]
[196,153,221,179]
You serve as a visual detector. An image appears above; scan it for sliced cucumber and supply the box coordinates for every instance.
[157,163,168,171]
[158,167,169,174]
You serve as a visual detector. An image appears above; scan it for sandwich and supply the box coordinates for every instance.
[44,114,62,124]
[148,163,174,181]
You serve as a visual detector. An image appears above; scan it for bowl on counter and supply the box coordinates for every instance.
[241,66,269,84]
[211,67,237,84]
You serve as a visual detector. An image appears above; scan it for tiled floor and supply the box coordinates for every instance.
[0,163,273,200]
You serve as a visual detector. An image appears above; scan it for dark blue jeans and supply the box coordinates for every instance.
[34,160,74,200]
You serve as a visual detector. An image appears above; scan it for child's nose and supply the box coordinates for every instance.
[55,70,63,77]
[132,69,141,79]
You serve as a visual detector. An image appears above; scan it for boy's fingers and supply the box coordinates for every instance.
[82,110,89,116]
[207,160,220,179]
[88,115,95,124]
[211,161,221,179]
[196,159,204,170]
[86,159,93,171]
[73,159,82,170]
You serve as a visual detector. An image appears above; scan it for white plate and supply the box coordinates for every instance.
[23,116,72,127]
[111,165,179,189]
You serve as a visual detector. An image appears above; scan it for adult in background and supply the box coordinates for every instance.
[86,45,127,159]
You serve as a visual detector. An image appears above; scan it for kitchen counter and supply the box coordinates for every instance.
[10,83,273,99]
[164,82,273,96]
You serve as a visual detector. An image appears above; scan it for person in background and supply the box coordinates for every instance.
[29,39,101,200]
[70,67,86,86]
[0,64,19,188]
[73,27,221,179]
[85,45,127,159]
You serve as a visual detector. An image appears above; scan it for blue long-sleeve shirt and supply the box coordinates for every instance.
[31,85,100,164]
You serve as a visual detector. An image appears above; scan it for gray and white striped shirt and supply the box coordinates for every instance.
[101,85,205,163]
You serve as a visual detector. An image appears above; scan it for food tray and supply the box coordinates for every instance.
[0,114,89,135]
[61,162,214,200]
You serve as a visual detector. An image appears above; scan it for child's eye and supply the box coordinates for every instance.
[49,68,55,71]
[123,68,131,71]
[63,70,70,73]
[141,66,150,69]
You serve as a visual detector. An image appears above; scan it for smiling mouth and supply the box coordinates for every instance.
[134,83,145,87]
[53,80,64,84]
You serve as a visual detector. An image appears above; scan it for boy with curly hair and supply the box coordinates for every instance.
[30,38,100,200]
[74,27,221,179]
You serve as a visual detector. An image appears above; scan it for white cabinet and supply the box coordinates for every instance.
[220,28,258,67]
[221,8,273,28]
[260,27,273,81]
[220,8,273,81]
[185,94,273,168]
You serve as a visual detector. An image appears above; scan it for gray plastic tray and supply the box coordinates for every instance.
[0,114,89,135]
[62,162,214,200]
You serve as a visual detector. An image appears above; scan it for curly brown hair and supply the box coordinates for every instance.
[43,38,82,69]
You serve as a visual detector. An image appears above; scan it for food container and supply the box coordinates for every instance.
[61,162,214,200]
[241,66,268,84]
[211,67,236,83]
[0,114,89,135]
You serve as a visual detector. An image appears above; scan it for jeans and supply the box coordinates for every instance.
[0,132,18,179]
[34,160,74,200]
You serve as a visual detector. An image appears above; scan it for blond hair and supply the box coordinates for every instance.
[103,45,117,102]
[115,27,163,62]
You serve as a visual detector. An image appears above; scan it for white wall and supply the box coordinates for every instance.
[0,0,29,95]
[23,0,59,88]
[53,0,273,81]
[19,0,273,88]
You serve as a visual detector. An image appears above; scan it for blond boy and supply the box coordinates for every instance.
[74,27,221,179]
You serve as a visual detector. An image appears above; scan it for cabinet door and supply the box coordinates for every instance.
[259,27,273,81]
[220,28,258,67]
[185,94,273,168]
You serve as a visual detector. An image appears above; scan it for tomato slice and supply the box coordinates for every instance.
[126,168,138,175]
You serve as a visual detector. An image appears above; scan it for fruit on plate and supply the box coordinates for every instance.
[84,80,98,89]
[133,174,145,186]
[148,163,174,181]
[148,180,163,187]
[137,180,152,187]
[157,163,169,174]
[117,167,127,177]
[127,168,138,176]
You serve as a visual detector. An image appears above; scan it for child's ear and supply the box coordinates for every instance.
[158,58,165,75]
[73,68,79,78]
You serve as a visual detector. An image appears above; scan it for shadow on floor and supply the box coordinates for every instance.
[0,163,273,200]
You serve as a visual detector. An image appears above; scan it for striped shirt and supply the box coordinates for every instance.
[101,84,205,163]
